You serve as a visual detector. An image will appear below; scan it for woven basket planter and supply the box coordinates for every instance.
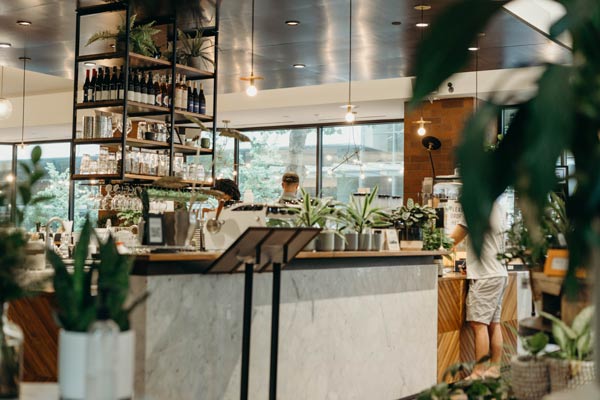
[510,355,550,400]
[547,358,596,392]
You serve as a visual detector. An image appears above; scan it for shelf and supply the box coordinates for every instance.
[173,144,213,155]
[180,179,213,186]
[72,174,121,181]
[73,137,122,145]
[75,101,213,121]
[123,173,162,181]
[126,138,170,148]
[175,63,214,80]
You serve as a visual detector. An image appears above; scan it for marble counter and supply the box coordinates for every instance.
[130,255,439,399]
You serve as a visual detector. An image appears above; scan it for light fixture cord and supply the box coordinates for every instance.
[348,0,352,107]
[250,0,255,76]
[419,7,424,120]
[21,57,26,145]
[0,66,3,98]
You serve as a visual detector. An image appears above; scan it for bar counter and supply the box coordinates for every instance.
[129,250,445,399]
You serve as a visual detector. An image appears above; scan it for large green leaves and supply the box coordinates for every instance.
[410,0,506,106]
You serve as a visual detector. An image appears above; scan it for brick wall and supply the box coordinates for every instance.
[403,97,475,202]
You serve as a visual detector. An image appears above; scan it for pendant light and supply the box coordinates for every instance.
[0,66,13,120]
[412,5,432,136]
[240,0,263,96]
[344,0,356,123]
[18,56,30,149]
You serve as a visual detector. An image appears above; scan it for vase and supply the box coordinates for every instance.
[510,355,549,400]
[358,233,371,251]
[189,55,211,71]
[344,233,358,251]
[316,231,335,252]
[547,358,596,393]
[59,329,135,400]
[333,234,345,251]
[303,238,317,252]
[0,304,23,399]
[371,231,383,251]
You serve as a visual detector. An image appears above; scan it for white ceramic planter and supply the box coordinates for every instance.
[59,329,135,400]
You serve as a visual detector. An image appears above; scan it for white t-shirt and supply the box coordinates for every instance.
[459,202,508,280]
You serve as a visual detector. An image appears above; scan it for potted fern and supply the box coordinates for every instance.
[48,218,147,400]
[541,306,595,393]
[177,28,215,71]
[86,15,160,57]
[510,331,550,400]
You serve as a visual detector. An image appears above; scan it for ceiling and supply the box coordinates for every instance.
[0,0,571,96]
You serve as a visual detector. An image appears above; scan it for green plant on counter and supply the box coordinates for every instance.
[176,28,214,69]
[48,218,148,332]
[410,0,600,294]
[422,226,454,251]
[86,15,159,57]
[392,198,437,229]
[293,188,339,228]
[117,209,142,227]
[340,186,387,234]
[541,306,594,361]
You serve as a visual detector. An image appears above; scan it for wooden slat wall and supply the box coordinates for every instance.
[437,275,518,382]
[7,293,59,382]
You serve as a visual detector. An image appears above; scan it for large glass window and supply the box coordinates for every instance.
[0,145,13,219]
[16,143,71,232]
[238,128,317,203]
[321,122,404,202]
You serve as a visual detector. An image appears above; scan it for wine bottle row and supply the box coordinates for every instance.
[82,68,207,114]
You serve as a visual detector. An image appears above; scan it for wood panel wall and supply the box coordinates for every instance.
[437,274,518,383]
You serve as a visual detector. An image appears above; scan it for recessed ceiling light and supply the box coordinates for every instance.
[391,21,402,26]
[83,61,96,66]
[0,43,11,48]
[16,20,32,26]
[416,22,429,28]
[285,20,300,26]
[292,63,305,69]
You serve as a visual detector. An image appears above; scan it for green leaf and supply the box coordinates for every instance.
[30,145,42,163]
[571,305,594,337]
[540,311,578,340]
[410,0,505,106]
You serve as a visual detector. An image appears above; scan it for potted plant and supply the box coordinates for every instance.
[540,306,595,392]
[177,28,215,71]
[341,187,387,251]
[292,189,337,251]
[391,199,437,249]
[510,331,550,400]
[48,218,148,400]
[86,15,160,57]
[422,226,454,251]
[0,146,50,398]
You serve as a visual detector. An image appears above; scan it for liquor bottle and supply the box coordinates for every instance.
[110,66,118,100]
[90,69,98,102]
[187,79,194,112]
[133,70,141,103]
[181,75,188,112]
[192,82,199,114]
[141,72,148,104]
[166,75,173,107]
[199,83,206,115]
[117,66,124,100]
[174,73,181,110]
[102,67,110,100]
[154,74,162,106]
[148,72,155,106]
[83,69,91,103]
[94,68,102,102]
[127,68,134,102]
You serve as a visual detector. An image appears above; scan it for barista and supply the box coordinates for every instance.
[278,172,300,204]
[212,178,241,218]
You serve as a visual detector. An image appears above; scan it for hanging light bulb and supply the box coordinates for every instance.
[413,116,431,137]
[0,66,13,120]
[245,77,258,97]
[240,0,264,97]
[417,124,427,136]
[345,105,355,123]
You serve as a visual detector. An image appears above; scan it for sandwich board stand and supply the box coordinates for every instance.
[206,227,321,400]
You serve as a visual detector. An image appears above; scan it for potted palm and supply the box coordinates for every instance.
[0,146,50,398]
[341,187,387,251]
[48,218,148,400]
[510,331,550,400]
[177,28,215,71]
[86,15,160,57]
[293,189,336,251]
[540,306,595,392]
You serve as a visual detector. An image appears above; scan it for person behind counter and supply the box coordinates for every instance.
[211,178,241,218]
[278,172,300,204]
[450,201,508,380]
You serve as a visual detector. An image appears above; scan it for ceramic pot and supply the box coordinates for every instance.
[344,233,358,251]
[303,238,317,252]
[59,329,135,400]
[547,358,596,393]
[358,233,371,251]
[316,231,335,252]
[510,355,549,400]
[0,304,23,399]
[189,56,211,71]
[333,234,345,251]
[371,231,383,251]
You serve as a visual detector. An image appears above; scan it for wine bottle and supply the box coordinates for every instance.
[133,70,141,103]
[110,66,118,100]
[166,74,173,107]
[187,79,194,112]
[148,72,155,106]
[182,75,188,112]
[174,73,181,110]
[127,68,134,102]
[102,67,110,101]
[83,69,91,103]
[192,82,199,114]
[141,72,148,104]
[91,69,98,102]
[94,68,102,102]
[154,74,162,106]
[117,66,124,100]
[199,83,206,115]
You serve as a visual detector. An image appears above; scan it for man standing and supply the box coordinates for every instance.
[450,201,508,379]
[278,172,300,204]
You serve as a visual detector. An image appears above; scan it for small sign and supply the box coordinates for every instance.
[146,214,165,245]
[385,229,400,251]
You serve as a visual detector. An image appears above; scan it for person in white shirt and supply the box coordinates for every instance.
[450,201,508,379]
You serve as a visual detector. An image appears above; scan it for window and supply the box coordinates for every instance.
[321,122,404,202]
[238,128,317,203]
[16,143,71,232]
[0,145,13,219]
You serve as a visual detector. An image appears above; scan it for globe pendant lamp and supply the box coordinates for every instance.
[240,0,263,96]
[344,0,356,123]
[0,66,13,120]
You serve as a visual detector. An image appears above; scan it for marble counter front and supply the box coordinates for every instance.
[129,253,440,400]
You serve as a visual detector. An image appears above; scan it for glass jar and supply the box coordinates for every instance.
[195,164,205,181]
[80,153,91,175]
[0,303,24,398]
[173,153,184,178]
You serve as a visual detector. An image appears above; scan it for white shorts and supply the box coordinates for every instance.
[466,277,508,324]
